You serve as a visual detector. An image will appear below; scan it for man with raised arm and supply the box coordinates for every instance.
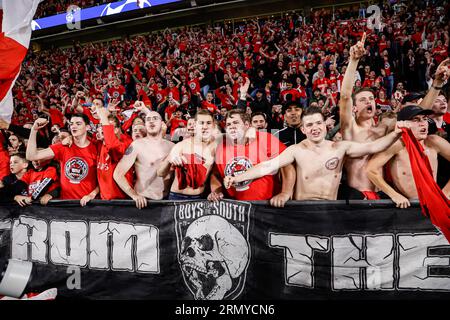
[367,105,450,208]
[418,58,449,110]
[224,107,409,201]
[96,107,132,200]
[157,110,218,200]
[339,33,391,199]
[113,110,174,209]
[26,114,100,206]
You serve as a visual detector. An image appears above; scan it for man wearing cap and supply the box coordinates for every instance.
[367,105,450,208]
[402,92,425,106]
[274,101,306,147]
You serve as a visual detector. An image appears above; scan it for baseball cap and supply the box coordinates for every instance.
[402,92,425,104]
[397,104,433,121]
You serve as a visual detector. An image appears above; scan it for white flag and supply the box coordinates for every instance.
[0,0,42,121]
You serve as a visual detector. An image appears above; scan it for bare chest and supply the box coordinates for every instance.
[296,147,345,176]
[351,125,383,143]
[137,144,171,167]
[393,147,438,178]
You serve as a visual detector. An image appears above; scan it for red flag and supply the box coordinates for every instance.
[401,128,450,242]
[0,0,42,121]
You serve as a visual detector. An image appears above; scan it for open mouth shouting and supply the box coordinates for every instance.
[311,130,321,138]
[419,127,428,135]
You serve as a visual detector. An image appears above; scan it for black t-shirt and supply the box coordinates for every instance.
[0,174,27,201]
[274,126,306,147]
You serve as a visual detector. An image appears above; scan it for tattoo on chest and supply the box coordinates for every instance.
[125,145,133,155]
[325,157,339,170]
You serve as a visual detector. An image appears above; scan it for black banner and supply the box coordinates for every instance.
[0,200,449,300]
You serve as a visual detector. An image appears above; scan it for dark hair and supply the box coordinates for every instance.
[225,109,250,123]
[10,152,28,162]
[352,87,375,104]
[285,93,293,102]
[251,112,267,121]
[93,98,104,107]
[439,90,448,101]
[301,107,324,121]
[69,113,91,125]
[282,101,302,114]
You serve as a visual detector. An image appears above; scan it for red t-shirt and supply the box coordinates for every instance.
[169,118,187,137]
[444,112,450,124]
[313,78,331,93]
[82,108,100,126]
[188,78,201,95]
[201,101,219,113]
[0,132,9,179]
[166,87,180,102]
[97,125,132,200]
[21,166,59,199]
[108,85,125,100]
[280,89,303,102]
[384,61,392,76]
[215,131,286,200]
[48,108,65,128]
[215,89,234,110]
[50,142,99,199]
[165,104,178,120]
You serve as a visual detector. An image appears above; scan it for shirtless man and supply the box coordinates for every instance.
[224,107,409,200]
[114,111,174,209]
[339,33,391,199]
[367,105,450,208]
[157,110,217,200]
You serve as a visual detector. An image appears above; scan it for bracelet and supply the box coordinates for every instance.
[432,85,443,90]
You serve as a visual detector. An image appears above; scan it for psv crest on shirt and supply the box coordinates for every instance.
[174,200,251,300]
[224,157,253,191]
[64,157,89,183]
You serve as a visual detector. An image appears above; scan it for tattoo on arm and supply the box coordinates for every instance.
[125,145,133,155]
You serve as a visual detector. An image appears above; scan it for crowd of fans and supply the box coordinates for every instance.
[0,0,449,208]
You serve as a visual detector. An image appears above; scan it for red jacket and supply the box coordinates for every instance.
[97,125,133,200]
